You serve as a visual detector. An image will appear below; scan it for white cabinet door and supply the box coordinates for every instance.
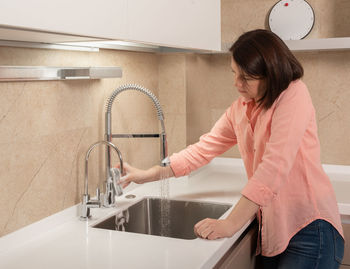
[0,0,220,51]
[126,0,221,50]
[0,0,128,40]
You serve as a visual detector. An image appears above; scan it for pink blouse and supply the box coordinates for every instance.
[169,80,344,256]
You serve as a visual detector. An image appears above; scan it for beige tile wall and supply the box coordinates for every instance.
[185,54,241,158]
[0,47,162,236]
[298,51,350,164]
[158,54,187,155]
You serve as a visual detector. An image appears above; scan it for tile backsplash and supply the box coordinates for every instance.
[0,48,162,236]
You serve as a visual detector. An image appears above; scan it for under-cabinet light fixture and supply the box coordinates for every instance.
[0,66,122,81]
[0,40,99,52]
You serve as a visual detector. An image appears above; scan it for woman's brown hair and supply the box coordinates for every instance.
[229,29,303,109]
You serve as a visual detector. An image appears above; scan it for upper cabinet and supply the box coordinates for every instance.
[0,0,221,51]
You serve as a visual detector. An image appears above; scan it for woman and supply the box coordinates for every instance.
[119,29,345,268]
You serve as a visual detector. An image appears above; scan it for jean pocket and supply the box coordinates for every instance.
[287,230,320,259]
[333,228,345,264]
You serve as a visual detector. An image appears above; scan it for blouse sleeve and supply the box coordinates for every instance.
[241,81,314,207]
[170,104,237,177]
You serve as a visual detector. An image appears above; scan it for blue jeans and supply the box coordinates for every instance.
[261,219,344,269]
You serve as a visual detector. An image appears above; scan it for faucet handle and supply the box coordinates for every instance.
[96,188,100,201]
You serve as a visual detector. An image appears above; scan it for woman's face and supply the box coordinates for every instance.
[231,59,262,102]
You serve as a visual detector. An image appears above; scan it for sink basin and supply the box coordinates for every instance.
[92,197,232,240]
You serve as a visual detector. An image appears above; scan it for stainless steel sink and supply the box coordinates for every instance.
[92,197,232,240]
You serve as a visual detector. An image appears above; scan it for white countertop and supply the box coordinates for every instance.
[0,157,349,269]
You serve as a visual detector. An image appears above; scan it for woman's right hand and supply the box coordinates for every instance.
[116,162,174,188]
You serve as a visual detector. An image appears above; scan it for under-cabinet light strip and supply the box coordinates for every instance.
[0,66,122,81]
[0,40,99,52]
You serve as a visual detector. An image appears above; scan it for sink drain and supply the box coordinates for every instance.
[125,194,136,199]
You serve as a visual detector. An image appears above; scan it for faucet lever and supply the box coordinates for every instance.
[96,188,100,201]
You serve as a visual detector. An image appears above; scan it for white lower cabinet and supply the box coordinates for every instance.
[214,220,258,269]
[342,217,350,266]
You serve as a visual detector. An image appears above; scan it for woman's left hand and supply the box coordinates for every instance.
[194,218,236,240]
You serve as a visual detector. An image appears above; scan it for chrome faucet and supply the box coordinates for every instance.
[104,84,170,182]
[80,140,124,220]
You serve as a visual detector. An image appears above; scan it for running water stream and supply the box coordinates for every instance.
[159,166,171,237]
